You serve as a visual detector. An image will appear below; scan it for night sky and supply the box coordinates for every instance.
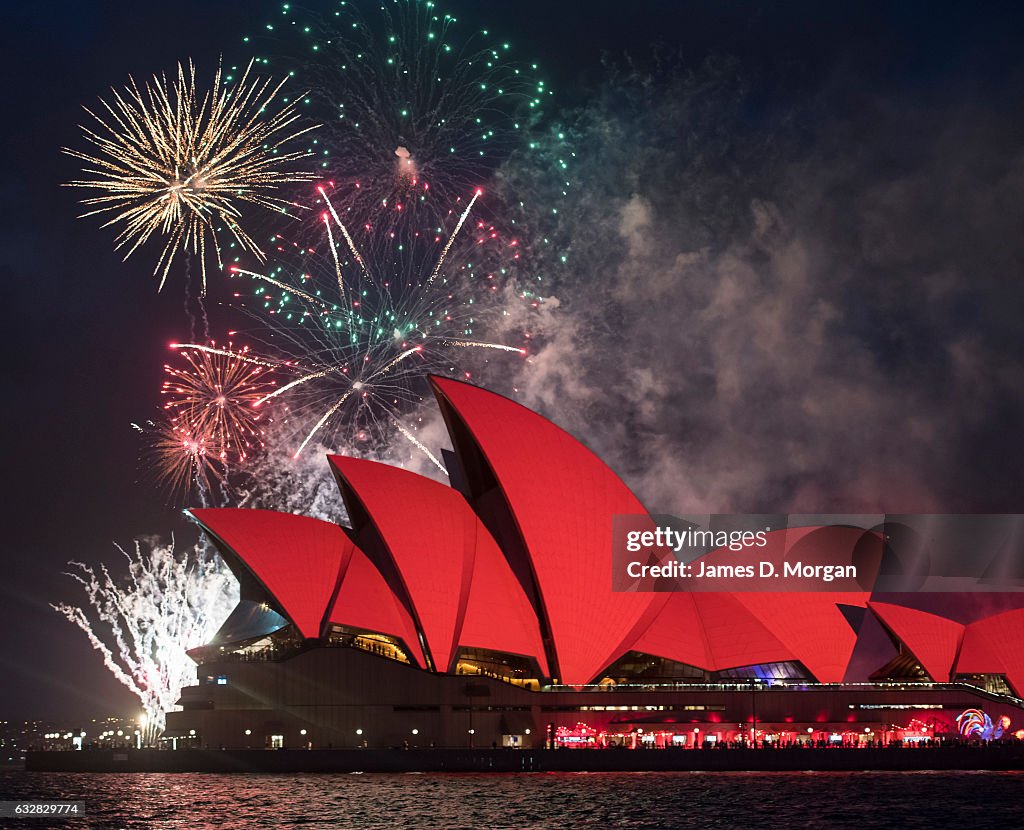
[4,1,1024,721]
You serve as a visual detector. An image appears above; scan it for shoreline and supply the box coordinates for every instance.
[25,744,1024,774]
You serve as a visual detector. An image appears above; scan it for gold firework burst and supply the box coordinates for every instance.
[145,417,225,503]
[64,59,318,293]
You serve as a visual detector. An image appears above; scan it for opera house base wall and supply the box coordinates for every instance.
[157,646,1024,755]
[26,744,1024,773]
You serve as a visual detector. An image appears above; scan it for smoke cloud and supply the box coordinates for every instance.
[493,57,1024,514]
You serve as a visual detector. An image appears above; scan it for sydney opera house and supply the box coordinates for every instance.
[167,377,1024,750]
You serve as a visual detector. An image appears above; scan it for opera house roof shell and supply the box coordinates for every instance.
[189,377,1024,692]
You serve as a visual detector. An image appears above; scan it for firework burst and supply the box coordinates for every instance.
[140,417,225,504]
[64,59,318,293]
[222,187,526,459]
[52,537,238,743]
[248,0,553,250]
[162,341,277,466]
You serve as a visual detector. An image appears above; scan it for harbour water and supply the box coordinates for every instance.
[1,769,1022,829]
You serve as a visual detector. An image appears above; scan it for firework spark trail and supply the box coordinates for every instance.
[229,268,330,311]
[181,257,210,342]
[371,346,423,379]
[168,342,280,368]
[319,185,370,284]
[391,417,447,475]
[427,189,481,287]
[294,388,356,458]
[52,538,238,742]
[255,365,350,406]
[64,59,318,293]
[166,342,280,374]
[322,213,348,303]
[443,339,527,353]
